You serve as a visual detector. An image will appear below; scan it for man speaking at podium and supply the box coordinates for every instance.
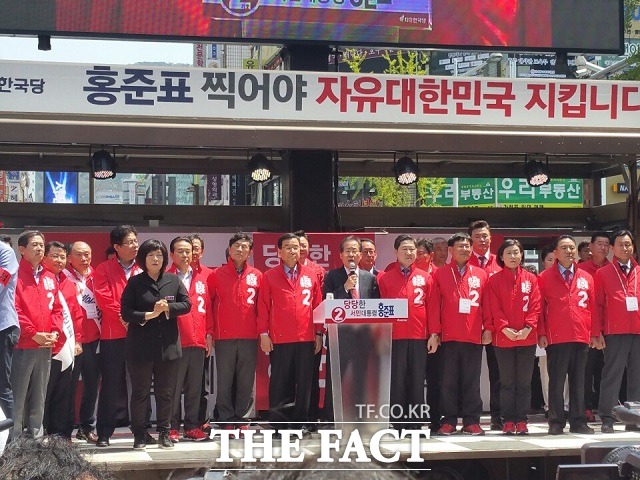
[324,236,379,301]
[322,236,379,423]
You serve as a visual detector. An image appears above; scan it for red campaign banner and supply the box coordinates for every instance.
[42,231,112,263]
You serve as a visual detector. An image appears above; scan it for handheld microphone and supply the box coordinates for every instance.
[349,261,357,276]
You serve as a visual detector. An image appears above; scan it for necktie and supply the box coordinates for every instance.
[288,269,297,283]
[479,256,486,268]
[402,268,410,279]
[563,269,573,285]
[621,264,629,275]
[351,287,359,299]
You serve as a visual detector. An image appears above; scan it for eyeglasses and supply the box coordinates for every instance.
[121,240,138,247]
[342,249,360,254]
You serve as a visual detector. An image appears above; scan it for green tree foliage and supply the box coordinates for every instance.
[345,176,412,206]
[614,52,640,81]
[417,177,448,206]
[382,50,429,75]
[624,0,640,32]
[341,49,443,207]
[342,50,368,74]
[616,0,640,81]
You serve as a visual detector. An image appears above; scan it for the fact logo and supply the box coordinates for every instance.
[210,428,430,463]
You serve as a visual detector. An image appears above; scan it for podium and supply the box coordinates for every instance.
[313,298,408,440]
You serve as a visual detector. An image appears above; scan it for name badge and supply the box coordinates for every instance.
[626,297,639,312]
[165,295,175,302]
[459,298,472,314]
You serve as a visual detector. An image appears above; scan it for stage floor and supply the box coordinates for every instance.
[78,415,640,478]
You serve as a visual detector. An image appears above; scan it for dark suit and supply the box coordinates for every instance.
[121,272,191,436]
[324,267,379,300]
[322,267,379,421]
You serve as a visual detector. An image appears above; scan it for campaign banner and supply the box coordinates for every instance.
[1,61,639,130]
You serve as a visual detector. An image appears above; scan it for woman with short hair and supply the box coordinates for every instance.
[121,239,191,450]
[486,239,541,435]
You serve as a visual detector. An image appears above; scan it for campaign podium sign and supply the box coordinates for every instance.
[313,299,408,440]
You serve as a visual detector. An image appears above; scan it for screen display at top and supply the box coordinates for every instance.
[0,0,623,53]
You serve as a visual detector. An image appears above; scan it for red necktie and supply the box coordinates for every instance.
[351,288,359,299]
[563,270,573,285]
[479,256,486,268]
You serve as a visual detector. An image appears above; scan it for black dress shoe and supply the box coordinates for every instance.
[96,436,110,447]
[77,429,99,443]
[133,436,146,450]
[158,432,174,449]
[569,424,595,434]
[601,423,615,434]
[490,421,503,431]
[144,432,157,445]
[548,425,564,435]
[625,424,640,431]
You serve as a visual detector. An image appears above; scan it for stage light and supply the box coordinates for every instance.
[393,154,418,185]
[91,147,117,180]
[525,156,550,187]
[38,35,51,51]
[248,152,273,182]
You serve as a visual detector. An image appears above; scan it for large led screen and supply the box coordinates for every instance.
[44,171,78,204]
[0,0,623,53]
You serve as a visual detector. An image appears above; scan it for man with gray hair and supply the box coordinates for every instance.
[431,237,448,268]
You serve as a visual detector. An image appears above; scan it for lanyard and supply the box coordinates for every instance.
[451,265,471,300]
[510,268,522,302]
[614,263,636,297]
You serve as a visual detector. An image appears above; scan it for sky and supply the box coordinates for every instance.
[0,36,193,65]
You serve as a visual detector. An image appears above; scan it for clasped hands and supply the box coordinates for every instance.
[143,299,170,324]
[33,331,58,348]
[502,327,531,342]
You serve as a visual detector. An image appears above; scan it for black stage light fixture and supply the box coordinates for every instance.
[393,153,418,185]
[248,152,274,183]
[38,35,51,51]
[91,146,117,180]
[525,155,551,187]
